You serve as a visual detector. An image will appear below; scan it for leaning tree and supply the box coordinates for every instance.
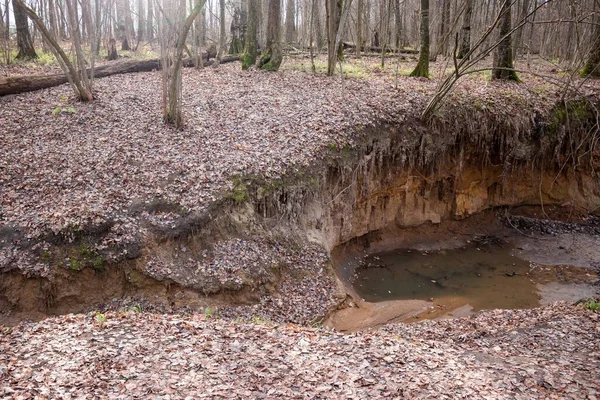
[15,0,93,101]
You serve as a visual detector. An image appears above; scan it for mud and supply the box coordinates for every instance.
[327,210,599,331]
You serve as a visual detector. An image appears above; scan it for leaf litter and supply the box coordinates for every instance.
[1,59,600,398]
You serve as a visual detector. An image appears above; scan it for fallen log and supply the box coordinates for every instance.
[341,41,419,55]
[0,54,240,97]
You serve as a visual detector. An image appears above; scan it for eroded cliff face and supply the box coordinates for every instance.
[250,122,600,253]
[2,102,599,321]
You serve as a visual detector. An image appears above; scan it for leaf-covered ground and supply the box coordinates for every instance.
[1,302,598,399]
[2,58,599,276]
[2,57,600,399]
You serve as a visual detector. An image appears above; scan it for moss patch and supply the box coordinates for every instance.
[67,244,104,272]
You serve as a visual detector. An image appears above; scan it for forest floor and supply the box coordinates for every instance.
[1,56,600,398]
[2,56,599,257]
[1,302,599,398]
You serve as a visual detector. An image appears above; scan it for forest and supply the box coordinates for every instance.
[1,0,600,398]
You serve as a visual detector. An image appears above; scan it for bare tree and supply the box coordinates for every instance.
[410,0,429,77]
[160,0,205,126]
[259,0,282,70]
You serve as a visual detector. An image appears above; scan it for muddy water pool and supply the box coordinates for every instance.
[352,244,597,317]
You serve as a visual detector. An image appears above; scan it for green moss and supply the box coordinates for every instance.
[241,53,255,70]
[67,244,104,272]
[226,176,250,203]
[547,99,593,136]
[41,250,52,263]
[229,38,244,55]
[127,269,143,286]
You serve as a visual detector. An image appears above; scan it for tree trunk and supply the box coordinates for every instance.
[457,0,472,59]
[81,0,95,47]
[242,0,259,69]
[65,0,93,100]
[285,0,295,43]
[0,53,240,98]
[229,0,246,54]
[163,0,207,126]
[3,0,8,39]
[258,0,282,70]
[513,0,529,58]
[147,0,154,40]
[582,21,600,77]
[48,0,58,37]
[409,0,428,77]
[217,0,226,58]
[15,0,93,99]
[326,0,342,76]
[492,0,519,81]
[117,0,133,50]
[137,0,145,41]
[13,0,38,59]
[356,0,362,57]
[394,0,402,50]
[0,4,5,38]
[313,0,324,48]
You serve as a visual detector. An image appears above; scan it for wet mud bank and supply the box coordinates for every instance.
[2,100,600,325]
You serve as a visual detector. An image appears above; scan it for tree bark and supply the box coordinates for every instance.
[13,0,37,59]
[582,20,600,77]
[65,0,93,100]
[147,0,154,40]
[3,0,8,39]
[217,0,226,58]
[229,0,246,54]
[394,0,402,50]
[137,0,145,41]
[285,0,295,43]
[492,0,519,81]
[457,0,472,59]
[258,0,282,70]
[0,4,5,39]
[242,0,259,69]
[356,0,362,57]
[409,0,428,77]
[513,0,530,58]
[326,0,342,76]
[48,0,58,37]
